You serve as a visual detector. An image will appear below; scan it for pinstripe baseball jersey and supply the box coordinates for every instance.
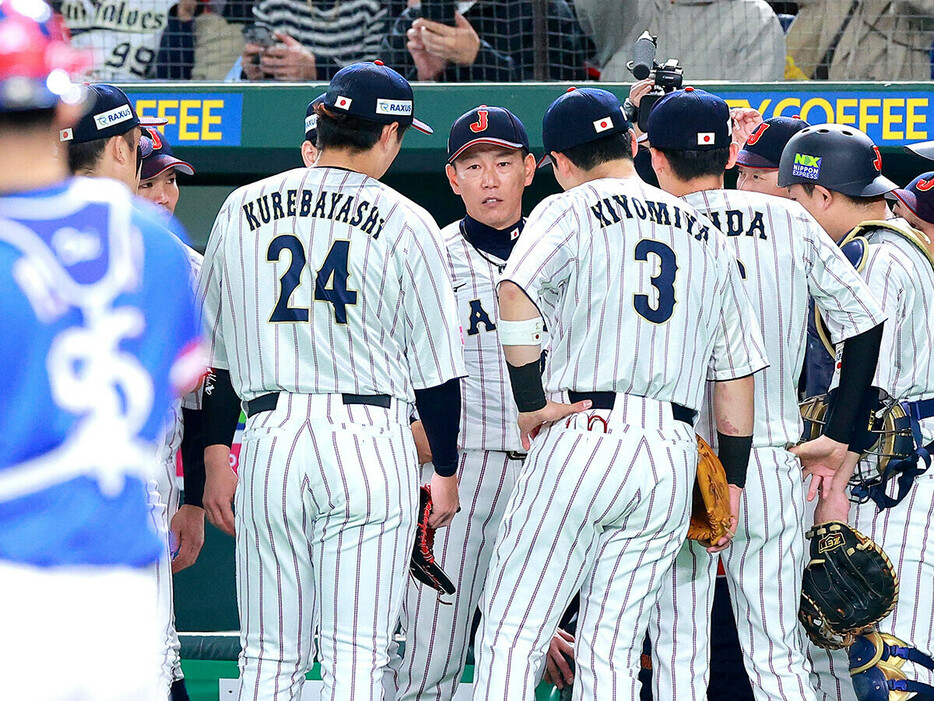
[199,166,466,402]
[441,220,523,453]
[501,176,768,412]
[860,219,934,416]
[684,190,887,448]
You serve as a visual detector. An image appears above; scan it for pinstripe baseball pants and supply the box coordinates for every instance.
[234,393,419,701]
[649,447,818,701]
[471,394,696,701]
[390,450,523,701]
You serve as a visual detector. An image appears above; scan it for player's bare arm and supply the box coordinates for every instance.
[708,374,755,553]
[498,281,591,450]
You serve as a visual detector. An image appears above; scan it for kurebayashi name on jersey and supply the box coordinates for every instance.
[590,195,769,242]
[241,188,387,238]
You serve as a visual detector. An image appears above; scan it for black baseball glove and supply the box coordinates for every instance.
[800,521,898,649]
[409,485,456,599]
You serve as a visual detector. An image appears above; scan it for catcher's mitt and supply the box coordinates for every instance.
[687,436,734,547]
[800,522,898,649]
[410,485,455,599]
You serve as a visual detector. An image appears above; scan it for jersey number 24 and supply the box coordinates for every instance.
[267,235,357,324]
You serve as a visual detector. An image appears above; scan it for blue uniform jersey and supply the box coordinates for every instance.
[0,177,202,567]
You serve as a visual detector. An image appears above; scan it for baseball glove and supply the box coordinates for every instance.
[410,484,455,599]
[687,436,734,547]
[800,521,899,649]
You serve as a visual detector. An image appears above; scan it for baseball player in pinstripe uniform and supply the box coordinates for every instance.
[389,106,536,701]
[470,87,768,701]
[780,124,934,701]
[643,89,887,701]
[138,130,205,701]
[198,61,466,701]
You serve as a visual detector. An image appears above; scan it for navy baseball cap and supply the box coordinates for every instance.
[539,87,631,167]
[647,87,731,151]
[323,61,432,134]
[447,105,530,163]
[736,116,810,169]
[887,172,934,225]
[304,93,325,142]
[139,129,194,181]
[60,83,166,144]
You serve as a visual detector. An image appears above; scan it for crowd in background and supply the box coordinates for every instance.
[51,0,934,84]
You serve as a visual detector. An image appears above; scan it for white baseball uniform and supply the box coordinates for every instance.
[59,0,175,80]
[647,190,886,701]
[198,165,466,701]
[470,176,768,701]
[389,217,527,701]
[151,245,204,693]
[806,218,934,701]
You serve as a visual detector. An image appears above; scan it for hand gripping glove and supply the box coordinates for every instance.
[409,484,456,599]
[800,521,899,649]
[687,436,734,547]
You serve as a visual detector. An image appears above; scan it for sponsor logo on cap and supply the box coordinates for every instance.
[59,128,74,142]
[593,116,614,133]
[93,104,134,130]
[376,98,413,116]
[697,132,715,145]
[792,152,822,180]
[305,114,318,133]
[334,95,353,111]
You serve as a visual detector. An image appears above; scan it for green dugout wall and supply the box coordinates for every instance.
[124,82,934,252]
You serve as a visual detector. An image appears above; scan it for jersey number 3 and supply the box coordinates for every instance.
[268,236,357,324]
[633,239,678,324]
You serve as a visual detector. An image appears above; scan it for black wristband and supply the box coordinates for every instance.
[506,360,547,413]
[180,408,205,508]
[823,323,884,443]
[202,368,241,447]
[716,432,753,489]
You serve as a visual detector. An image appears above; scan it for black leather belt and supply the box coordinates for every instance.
[245,392,392,418]
[567,391,696,426]
[505,451,527,461]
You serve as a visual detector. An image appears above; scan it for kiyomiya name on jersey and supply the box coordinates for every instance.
[241,189,386,238]
[59,1,168,33]
[590,195,711,242]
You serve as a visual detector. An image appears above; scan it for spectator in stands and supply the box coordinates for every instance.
[573,0,785,82]
[383,0,590,81]
[178,0,253,81]
[233,0,405,81]
[785,0,934,80]
[54,0,177,79]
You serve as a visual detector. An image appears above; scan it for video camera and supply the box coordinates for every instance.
[626,32,684,133]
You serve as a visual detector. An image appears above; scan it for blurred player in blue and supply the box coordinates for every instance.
[0,2,204,699]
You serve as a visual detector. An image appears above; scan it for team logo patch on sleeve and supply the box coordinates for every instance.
[593,116,614,133]
[697,132,715,145]
[334,95,353,110]
[93,104,134,130]
[792,153,822,180]
[376,99,412,116]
